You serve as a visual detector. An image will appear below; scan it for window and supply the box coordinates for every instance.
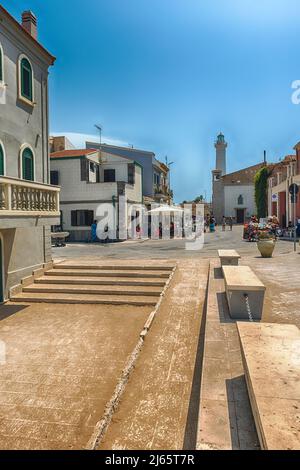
[22,147,34,181]
[128,164,135,185]
[153,173,160,186]
[96,165,100,183]
[90,162,95,173]
[81,159,88,181]
[20,57,33,102]
[71,210,94,227]
[238,195,244,206]
[104,169,116,182]
[0,43,3,83]
[0,143,4,176]
[50,170,59,186]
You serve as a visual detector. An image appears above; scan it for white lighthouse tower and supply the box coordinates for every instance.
[215,132,227,176]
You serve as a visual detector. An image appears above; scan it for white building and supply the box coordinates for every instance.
[0,7,60,302]
[50,147,143,241]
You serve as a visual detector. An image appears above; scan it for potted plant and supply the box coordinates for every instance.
[257,230,276,258]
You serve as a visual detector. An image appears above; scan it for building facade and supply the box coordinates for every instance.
[0,7,60,302]
[86,142,171,205]
[50,147,143,241]
[268,146,300,227]
[212,133,263,223]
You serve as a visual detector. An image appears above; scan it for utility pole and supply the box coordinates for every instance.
[94,124,102,163]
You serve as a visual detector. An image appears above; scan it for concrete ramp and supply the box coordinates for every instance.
[237,322,300,450]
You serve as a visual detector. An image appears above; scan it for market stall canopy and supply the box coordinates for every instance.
[147,205,184,214]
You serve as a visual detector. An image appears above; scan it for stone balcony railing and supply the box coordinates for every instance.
[0,176,60,216]
[154,185,170,196]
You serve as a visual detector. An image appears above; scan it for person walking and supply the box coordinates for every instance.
[91,220,98,243]
[228,216,233,231]
[222,216,226,232]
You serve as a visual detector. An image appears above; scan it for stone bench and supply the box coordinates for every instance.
[218,249,241,266]
[237,322,300,450]
[223,266,266,320]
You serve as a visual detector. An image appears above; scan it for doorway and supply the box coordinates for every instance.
[0,235,4,303]
[236,209,245,224]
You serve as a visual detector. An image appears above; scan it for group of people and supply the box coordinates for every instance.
[222,216,234,232]
[204,215,234,233]
[90,220,177,242]
[245,215,281,242]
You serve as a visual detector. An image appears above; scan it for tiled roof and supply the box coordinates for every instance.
[50,149,98,158]
[221,163,266,185]
[282,154,296,163]
[268,155,297,176]
[0,5,55,65]
[88,142,155,156]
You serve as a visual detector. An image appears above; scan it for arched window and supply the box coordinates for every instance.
[238,195,244,206]
[0,143,4,176]
[22,147,34,181]
[20,57,33,102]
[0,43,3,83]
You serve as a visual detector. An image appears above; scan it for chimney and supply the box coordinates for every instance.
[22,11,37,40]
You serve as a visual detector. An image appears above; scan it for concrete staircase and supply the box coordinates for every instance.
[10,263,175,306]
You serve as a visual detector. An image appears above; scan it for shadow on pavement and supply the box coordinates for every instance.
[0,304,29,322]
[182,277,208,450]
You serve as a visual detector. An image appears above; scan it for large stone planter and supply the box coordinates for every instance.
[257,239,275,258]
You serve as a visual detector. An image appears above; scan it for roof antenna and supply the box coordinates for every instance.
[263,150,267,165]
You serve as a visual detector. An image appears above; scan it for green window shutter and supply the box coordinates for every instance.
[22,148,34,181]
[96,164,100,182]
[87,211,94,226]
[0,145,4,176]
[80,159,88,181]
[128,164,135,185]
[21,58,33,101]
[71,211,78,227]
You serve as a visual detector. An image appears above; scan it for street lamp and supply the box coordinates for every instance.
[165,156,174,204]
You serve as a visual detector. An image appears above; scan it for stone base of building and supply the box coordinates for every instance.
[0,226,52,302]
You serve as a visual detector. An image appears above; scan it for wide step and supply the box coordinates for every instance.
[35,276,166,287]
[23,284,162,297]
[54,264,174,272]
[46,269,170,279]
[11,292,158,306]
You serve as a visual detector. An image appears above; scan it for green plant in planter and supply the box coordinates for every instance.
[254,167,270,219]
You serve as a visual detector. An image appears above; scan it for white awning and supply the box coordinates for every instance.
[147,205,184,214]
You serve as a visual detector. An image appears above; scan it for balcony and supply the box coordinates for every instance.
[0,176,60,228]
[154,185,170,196]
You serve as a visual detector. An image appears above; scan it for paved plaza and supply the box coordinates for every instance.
[0,226,299,449]
[0,303,151,449]
[52,226,295,260]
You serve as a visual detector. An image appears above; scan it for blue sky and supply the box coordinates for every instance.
[3,0,300,201]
